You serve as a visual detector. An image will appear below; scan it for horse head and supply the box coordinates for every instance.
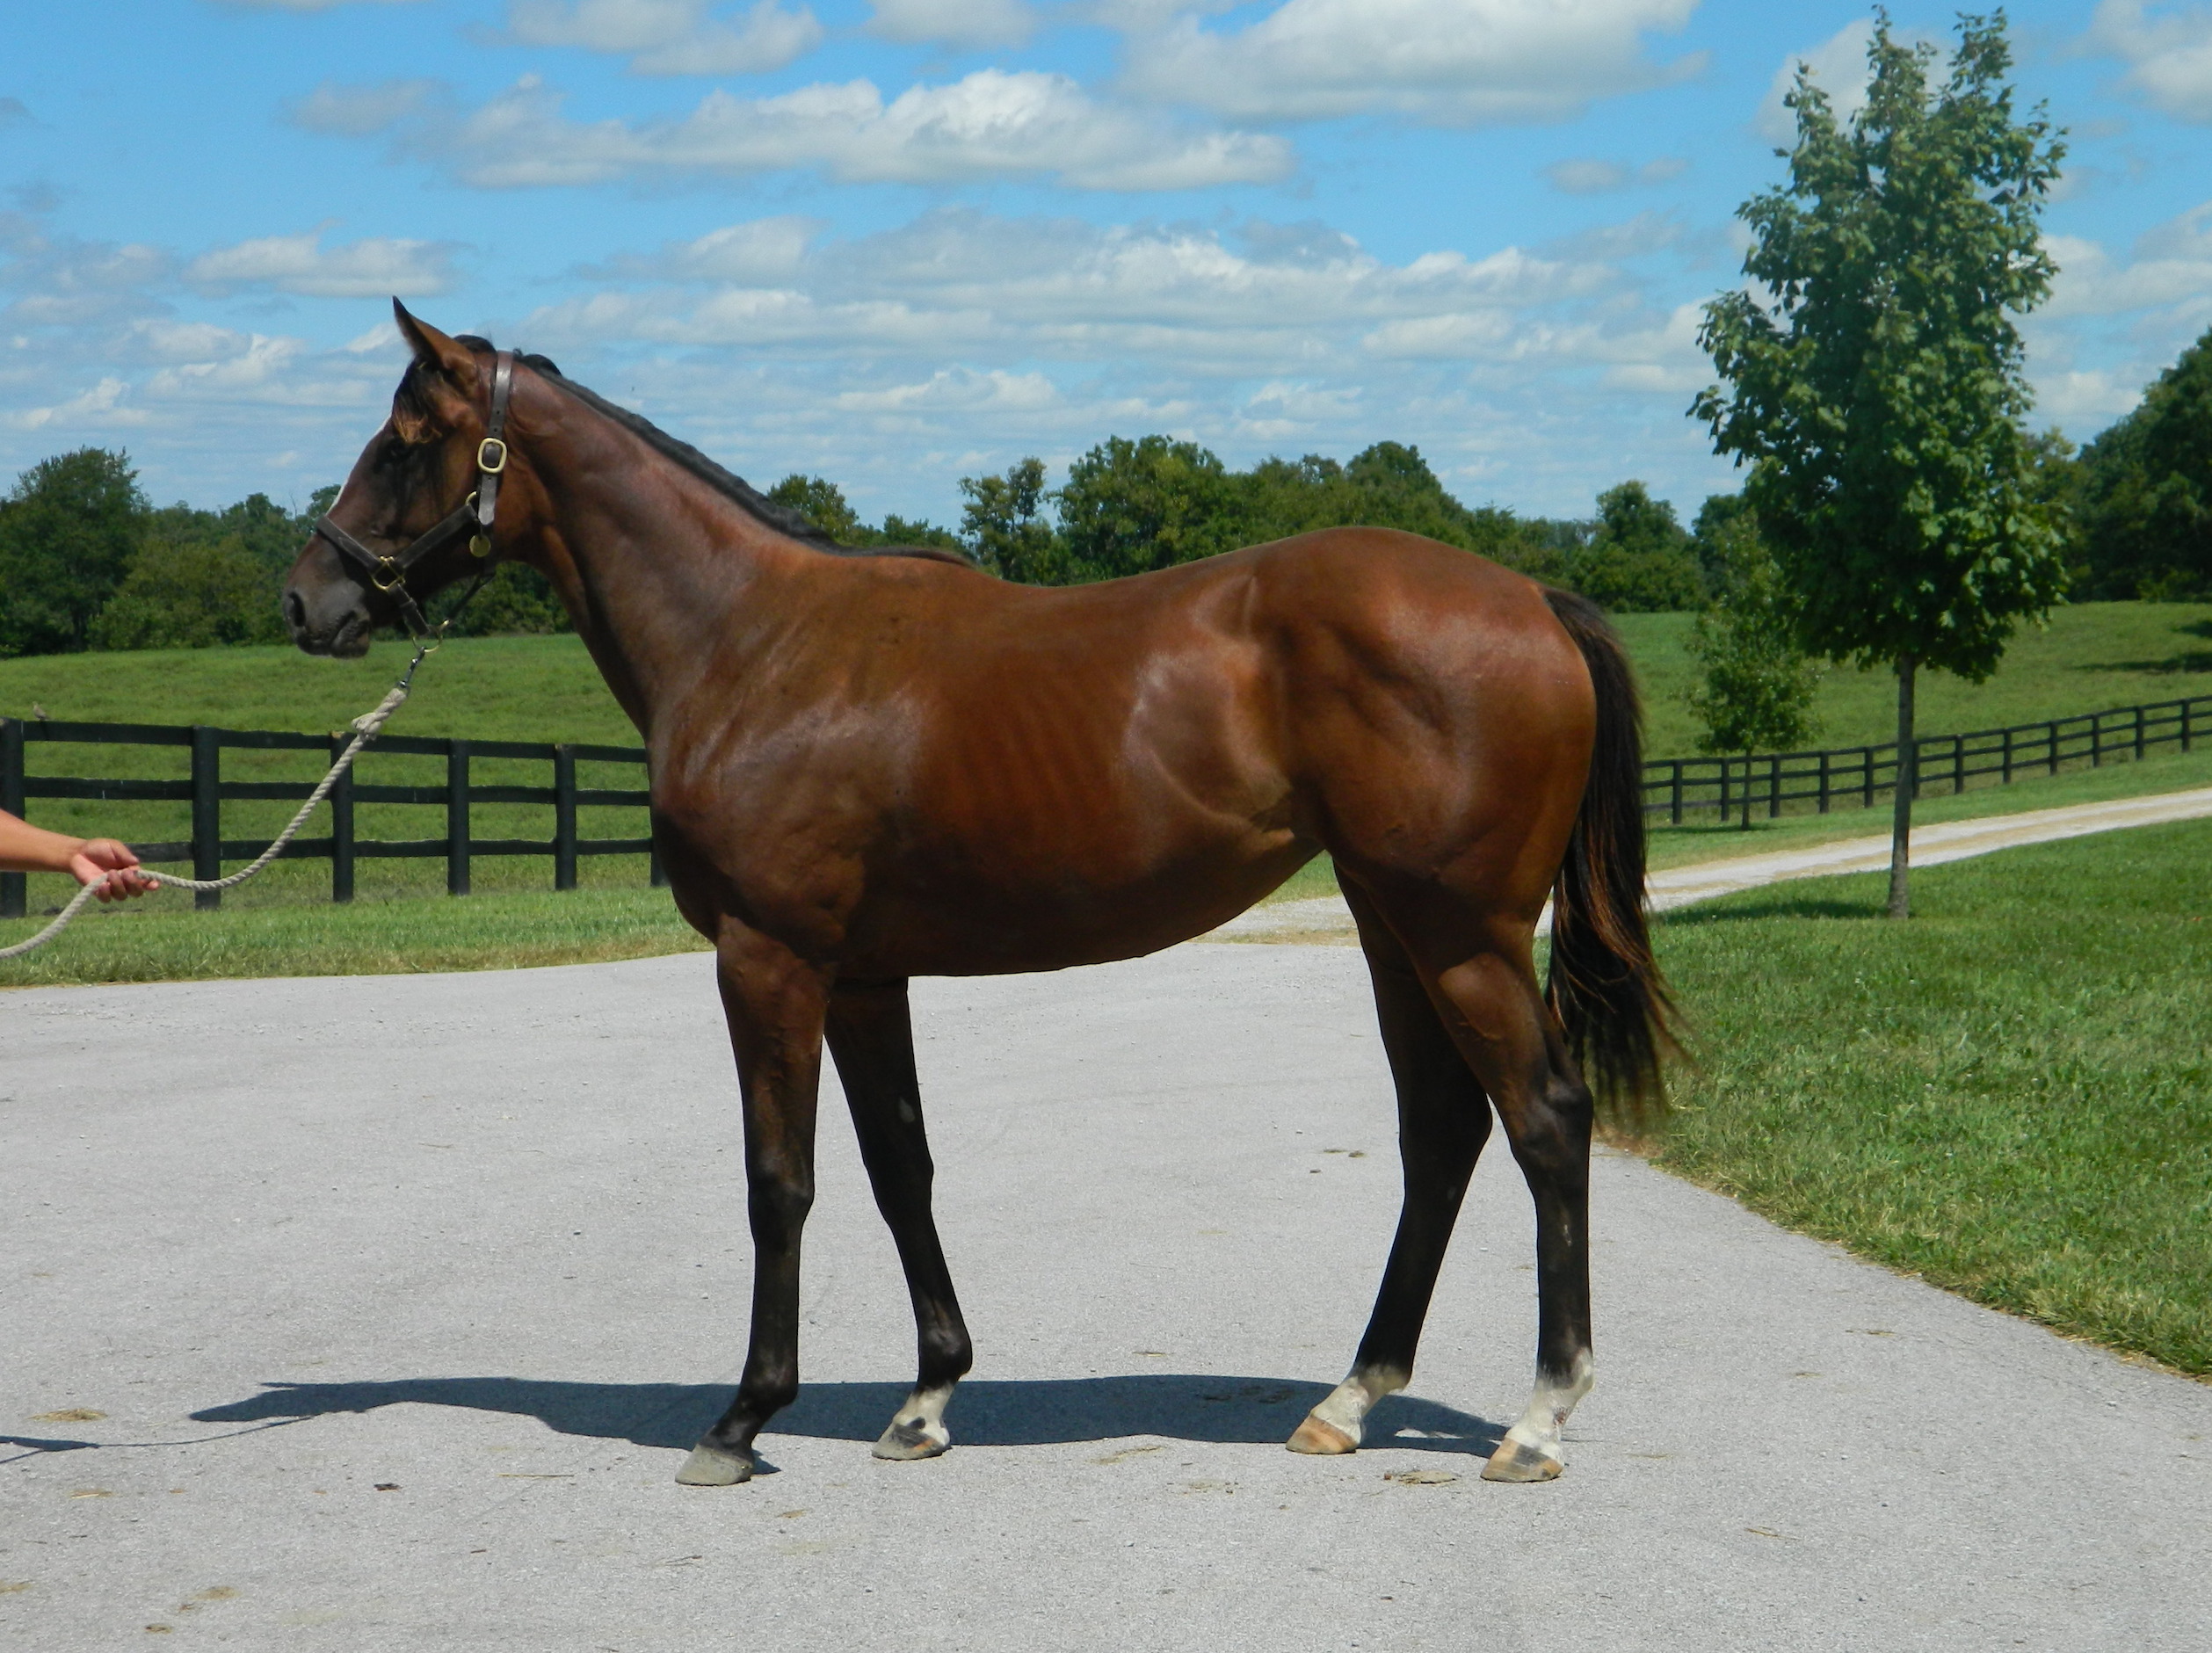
[285,301,528,656]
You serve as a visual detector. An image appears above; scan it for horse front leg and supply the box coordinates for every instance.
[677,924,830,1487]
[824,977,974,1462]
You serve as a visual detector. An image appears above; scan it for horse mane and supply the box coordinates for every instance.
[448,336,974,569]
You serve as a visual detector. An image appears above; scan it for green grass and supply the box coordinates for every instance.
[1614,600,2212,756]
[0,882,707,988]
[1649,817,2212,1378]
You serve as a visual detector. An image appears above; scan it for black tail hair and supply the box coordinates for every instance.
[1541,587,1679,1134]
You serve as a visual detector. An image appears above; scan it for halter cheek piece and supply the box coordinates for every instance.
[314,349,516,639]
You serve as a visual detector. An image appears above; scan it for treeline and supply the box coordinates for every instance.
[10,314,2208,661]
[785,438,1713,612]
[0,454,569,658]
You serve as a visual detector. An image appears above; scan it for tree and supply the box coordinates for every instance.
[766,473,867,544]
[2073,326,2212,600]
[959,457,1069,583]
[91,532,286,649]
[1685,520,1823,826]
[1692,11,2067,916]
[1566,481,1703,612]
[1055,436,1243,579]
[0,447,149,656]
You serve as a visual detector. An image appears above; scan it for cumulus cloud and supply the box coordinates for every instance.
[504,1,823,77]
[2087,1,2212,122]
[290,78,442,136]
[868,0,1033,48]
[1755,18,1875,143]
[308,69,1293,191]
[185,228,461,298]
[1544,155,1687,193]
[1123,0,1703,126]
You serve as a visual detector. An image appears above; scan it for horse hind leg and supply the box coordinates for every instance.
[1289,884,1493,1456]
[1418,946,1597,1483]
[823,978,974,1464]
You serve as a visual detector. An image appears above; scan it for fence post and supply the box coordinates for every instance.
[0,718,24,920]
[2048,719,2059,777]
[1863,747,1875,809]
[1670,761,1682,826]
[2092,712,2104,768]
[446,739,471,896]
[329,732,355,904]
[2002,725,2013,786]
[192,726,222,911]
[2135,704,2146,762]
[1718,758,1731,826]
[2187,700,2196,754]
[1817,750,1830,814]
[554,745,578,892]
[1952,734,1965,795]
[1769,752,1782,818]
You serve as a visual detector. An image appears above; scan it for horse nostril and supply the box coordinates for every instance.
[283,590,306,633]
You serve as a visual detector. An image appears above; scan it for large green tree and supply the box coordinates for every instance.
[1692,11,2067,916]
[1055,435,1244,579]
[1566,481,1704,612]
[0,447,149,656]
[2072,326,2212,599]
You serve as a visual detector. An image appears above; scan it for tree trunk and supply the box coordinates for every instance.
[1888,655,1917,918]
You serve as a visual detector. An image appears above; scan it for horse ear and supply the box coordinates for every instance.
[392,299,477,386]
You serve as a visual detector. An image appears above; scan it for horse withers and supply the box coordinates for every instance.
[284,303,1674,1487]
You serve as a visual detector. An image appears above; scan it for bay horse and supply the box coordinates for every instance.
[284,304,1672,1488]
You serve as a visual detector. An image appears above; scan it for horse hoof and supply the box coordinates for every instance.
[1287,1414,1358,1455]
[1480,1439,1563,1483]
[873,1419,950,1461]
[675,1443,753,1486]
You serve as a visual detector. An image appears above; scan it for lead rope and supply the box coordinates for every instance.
[0,637,437,962]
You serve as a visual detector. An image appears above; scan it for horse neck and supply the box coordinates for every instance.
[510,382,815,737]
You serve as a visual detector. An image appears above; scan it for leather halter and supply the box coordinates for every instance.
[314,350,516,639]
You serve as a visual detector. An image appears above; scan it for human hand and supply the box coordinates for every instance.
[69,838,159,903]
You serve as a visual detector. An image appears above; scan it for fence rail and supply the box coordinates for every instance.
[7,686,2210,920]
[0,716,656,920]
[1641,692,2212,825]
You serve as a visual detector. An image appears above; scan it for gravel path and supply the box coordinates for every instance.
[4,937,2208,1650]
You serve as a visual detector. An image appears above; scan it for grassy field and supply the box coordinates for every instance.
[4,601,2209,759]
[1614,600,2212,755]
[1649,817,2212,1378]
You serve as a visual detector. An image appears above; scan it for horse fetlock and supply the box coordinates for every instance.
[1287,1367,1407,1455]
[674,1441,755,1486]
[873,1384,954,1461]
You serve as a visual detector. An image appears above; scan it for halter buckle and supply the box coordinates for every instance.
[371,556,406,593]
[477,437,508,475]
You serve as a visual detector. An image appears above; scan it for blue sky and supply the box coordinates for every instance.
[4,1,2211,528]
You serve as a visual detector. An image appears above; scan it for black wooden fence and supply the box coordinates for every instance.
[0,716,656,920]
[1643,692,2212,825]
[6,686,2211,920]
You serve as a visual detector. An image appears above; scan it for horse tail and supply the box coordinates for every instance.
[1541,587,1679,1134]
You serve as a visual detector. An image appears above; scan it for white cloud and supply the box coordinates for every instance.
[185,228,461,298]
[5,376,145,432]
[1124,0,1702,126]
[333,69,1292,191]
[868,0,1033,48]
[290,79,441,136]
[1755,18,1894,143]
[504,1,823,77]
[2088,3,2212,122]
[2044,210,2212,320]
[1544,155,1687,194]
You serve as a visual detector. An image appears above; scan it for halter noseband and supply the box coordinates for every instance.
[315,349,516,639]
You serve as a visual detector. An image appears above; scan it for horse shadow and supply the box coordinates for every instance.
[189,1374,1502,1458]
